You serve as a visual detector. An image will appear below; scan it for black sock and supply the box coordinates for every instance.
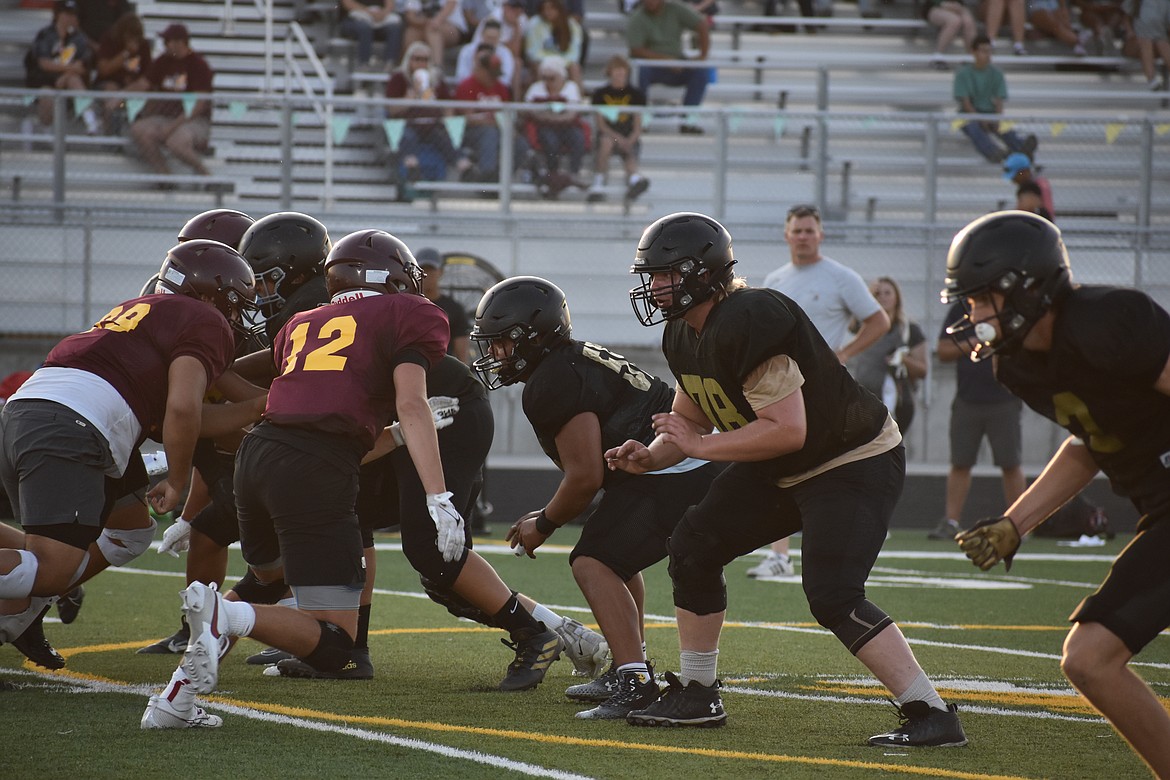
[355,603,371,650]
[491,593,541,635]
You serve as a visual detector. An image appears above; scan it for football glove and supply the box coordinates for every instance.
[956,515,1021,572]
[389,396,461,447]
[426,491,465,562]
[157,517,192,557]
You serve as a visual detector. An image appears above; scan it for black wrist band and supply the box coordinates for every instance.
[535,510,558,535]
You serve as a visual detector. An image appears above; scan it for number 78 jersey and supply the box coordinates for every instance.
[265,293,449,450]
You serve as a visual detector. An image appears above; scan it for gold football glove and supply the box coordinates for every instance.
[955,515,1021,572]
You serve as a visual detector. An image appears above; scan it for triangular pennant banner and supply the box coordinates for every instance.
[598,106,621,123]
[773,116,786,137]
[126,97,146,122]
[229,100,247,119]
[495,111,509,131]
[862,116,876,129]
[1105,123,1124,144]
[728,109,743,133]
[442,115,466,148]
[331,114,353,144]
[686,112,700,127]
[73,96,93,114]
[548,101,565,114]
[950,118,966,132]
[383,119,405,151]
[999,120,1015,132]
[1157,124,1170,137]
[1049,122,1066,137]
[181,94,197,118]
[641,109,655,127]
[22,94,35,106]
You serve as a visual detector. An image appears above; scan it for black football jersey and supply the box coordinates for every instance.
[662,288,887,479]
[996,286,1170,516]
[523,340,674,474]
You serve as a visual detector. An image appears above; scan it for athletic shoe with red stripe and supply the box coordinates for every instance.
[180,582,230,694]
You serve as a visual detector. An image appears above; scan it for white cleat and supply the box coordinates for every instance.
[746,552,795,579]
[180,582,230,694]
[554,616,609,678]
[140,694,223,729]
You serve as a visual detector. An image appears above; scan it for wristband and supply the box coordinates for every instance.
[534,510,559,535]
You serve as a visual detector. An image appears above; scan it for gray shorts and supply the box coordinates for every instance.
[0,400,113,546]
[948,396,1023,469]
[1133,0,1170,40]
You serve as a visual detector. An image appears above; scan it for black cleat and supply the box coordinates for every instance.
[867,701,968,747]
[565,663,622,703]
[137,618,190,654]
[498,623,562,692]
[576,668,659,720]
[57,586,85,625]
[272,648,374,680]
[12,606,65,670]
[246,646,294,666]
[627,671,726,728]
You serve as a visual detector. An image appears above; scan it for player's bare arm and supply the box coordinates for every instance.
[394,362,447,495]
[147,355,208,513]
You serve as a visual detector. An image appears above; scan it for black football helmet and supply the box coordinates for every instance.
[323,229,423,298]
[178,209,255,248]
[629,212,736,326]
[238,212,331,317]
[470,276,571,389]
[155,240,262,347]
[941,210,1071,360]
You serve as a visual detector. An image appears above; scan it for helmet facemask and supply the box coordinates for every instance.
[629,259,720,327]
[943,267,1068,361]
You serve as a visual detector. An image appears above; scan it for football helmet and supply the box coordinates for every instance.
[470,276,571,389]
[178,209,254,248]
[941,210,1071,360]
[238,212,331,317]
[629,212,736,326]
[155,240,261,346]
[323,229,423,298]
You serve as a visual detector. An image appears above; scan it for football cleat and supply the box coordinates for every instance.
[180,582,231,694]
[245,646,294,666]
[137,618,190,655]
[565,663,622,703]
[627,671,727,728]
[867,701,968,747]
[11,604,65,670]
[553,616,609,678]
[576,668,659,720]
[269,648,374,680]
[140,693,223,729]
[746,552,795,578]
[498,623,562,692]
[928,518,962,541]
[57,586,85,625]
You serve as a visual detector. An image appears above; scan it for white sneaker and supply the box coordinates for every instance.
[180,582,230,694]
[553,616,609,678]
[746,552,795,578]
[140,694,223,729]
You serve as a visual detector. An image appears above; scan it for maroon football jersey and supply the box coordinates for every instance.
[44,294,235,433]
[264,293,449,449]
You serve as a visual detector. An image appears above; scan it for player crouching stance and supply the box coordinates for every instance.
[142,229,461,728]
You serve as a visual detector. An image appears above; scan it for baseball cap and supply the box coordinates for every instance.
[160,23,190,41]
[1002,152,1032,181]
[55,0,78,14]
[415,247,443,268]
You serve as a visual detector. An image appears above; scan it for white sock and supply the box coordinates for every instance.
[617,661,651,683]
[895,670,946,711]
[592,173,604,187]
[529,602,561,629]
[221,599,256,637]
[160,666,197,709]
[679,649,719,687]
[628,173,643,186]
[276,595,297,609]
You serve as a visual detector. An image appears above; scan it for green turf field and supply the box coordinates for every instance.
[2,524,1163,779]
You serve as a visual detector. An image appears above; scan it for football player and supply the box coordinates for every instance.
[471,275,720,718]
[948,211,1170,777]
[605,212,966,747]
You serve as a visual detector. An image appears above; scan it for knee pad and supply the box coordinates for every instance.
[96,518,157,567]
[666,514,728,616]
[301,620,355,673]
[0,549,39,600]
[419,575,494,627]
[823,598,893,655]
[230,568,289,605]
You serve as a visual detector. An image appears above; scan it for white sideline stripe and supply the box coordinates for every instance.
[0,669,594,780]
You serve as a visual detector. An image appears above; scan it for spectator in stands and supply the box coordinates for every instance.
[92,12,151,135]
[524,0,585,88]
[338,0,404,70]
[456,19,516,89]
[954,34,1039,163]
[1071,0,1131,55]
[24,0,94,135]
[626,0,710,135]
[587,55,650,203]
[984,0,1030,54]
[416,248,473,362]
[1126,0,1170,88]
[127,24,215,185]
[1027,0,1093,55]
[928,300,1026,539]
[685,0,721,23]
[521,57,587,198]
[77,0,132,43]
[481,0,528,66]
[1003,152,1054,219]
[403,0,467,66]
[1016,180,1051,219]
[459,0,498,39]
[922,0,977,69]
[454,42,511,183]
[386,41,471,200]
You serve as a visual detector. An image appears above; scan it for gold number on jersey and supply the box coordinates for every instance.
[1052,391,1123,453]
[581,342,653,391]
[90,303,151,333]
[679,373,749,431]
[281,315,357,375]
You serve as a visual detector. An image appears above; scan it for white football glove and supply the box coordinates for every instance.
[157,517,192,557]
[389,396,461,447]
[426,491,465,562]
